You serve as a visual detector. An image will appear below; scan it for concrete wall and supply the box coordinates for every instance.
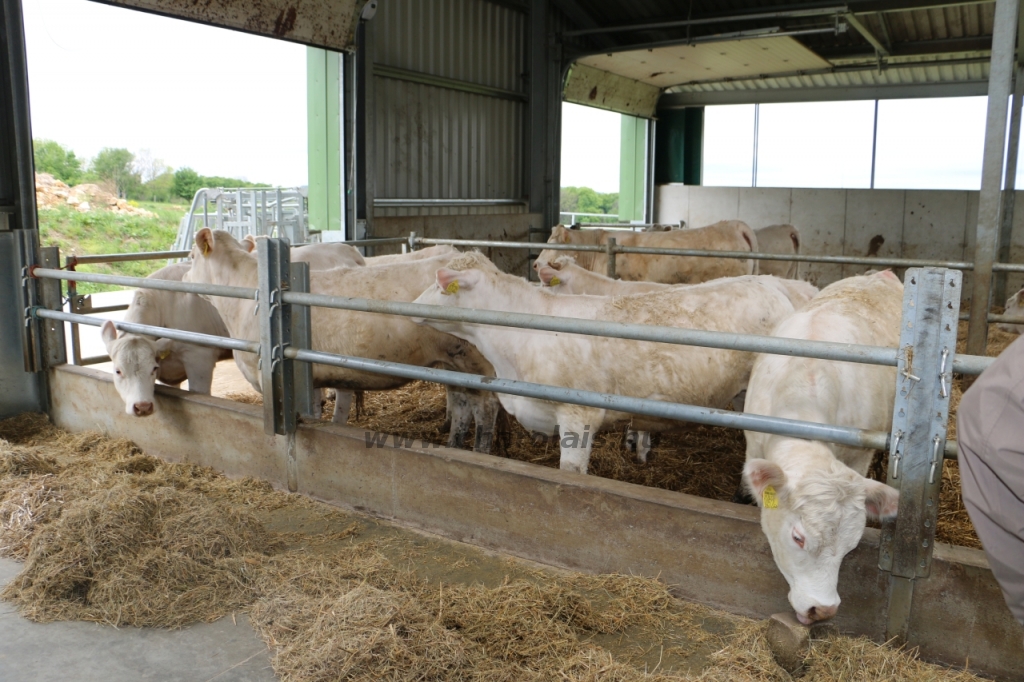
[48,364,1024,681]
[655,185,1024,298]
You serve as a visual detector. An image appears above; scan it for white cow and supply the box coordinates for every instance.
[535,255,819,459]
[741,270,903,625]
[754,224,801,279]
[365,244,458,265]
[413,252,814,473]
[535,221,758,284]
[241,235,366,268]
[187,229,499,453]
[101,262,232,416]
[997,286,1024,334]
[536,256,669,296]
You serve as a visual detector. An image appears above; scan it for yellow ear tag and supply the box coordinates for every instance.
[762,485,779,509]
[445,280,460,295]
[157,349,171,361]
[202,243,210,256]
[549,276,561,286]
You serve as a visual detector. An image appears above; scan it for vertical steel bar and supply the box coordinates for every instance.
[995,63,1024,305]
[606,237,617,279]
[752,103,759,188]
[290,262,316,423]
[870,99,879,189]
[256,238,296,437]
[880,267,962,642]
[967,0,1019,356]
[38,246,66,367]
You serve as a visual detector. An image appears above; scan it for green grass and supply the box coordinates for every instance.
[38,202,186,294]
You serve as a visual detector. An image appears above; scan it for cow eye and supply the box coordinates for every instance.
[792,529,805,549]
[115,369,122,376]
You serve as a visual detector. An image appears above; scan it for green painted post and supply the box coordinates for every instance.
[654,107,703,185]
[619,115,647,222]
[307,47,342,236]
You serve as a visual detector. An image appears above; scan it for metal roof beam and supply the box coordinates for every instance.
[659,80,989,106]
[845,13,890,56]
[562,6,845,38]
[549,0,617,50]
[817,36,992,60]
[848,0,990,11]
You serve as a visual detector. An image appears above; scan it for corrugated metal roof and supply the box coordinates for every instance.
[555,1,996,105]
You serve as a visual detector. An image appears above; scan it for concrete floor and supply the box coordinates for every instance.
[0,558,276,682]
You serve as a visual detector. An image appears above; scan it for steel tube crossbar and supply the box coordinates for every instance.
[411,236,1024,272]
[33,309,260,355]
[67,250,191,265]
[283,291,994,375]
[32,268,257,300]
[285,347,891,451]
[283,290,898,365]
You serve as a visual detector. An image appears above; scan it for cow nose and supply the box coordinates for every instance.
[804,604,838,623]
[133,401,154,416]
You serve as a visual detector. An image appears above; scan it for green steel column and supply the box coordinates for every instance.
[619,115,647,222]
[307,47,342,235]
[654,107,703,185]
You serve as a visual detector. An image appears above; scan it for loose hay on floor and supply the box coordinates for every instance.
[0,413,994,681]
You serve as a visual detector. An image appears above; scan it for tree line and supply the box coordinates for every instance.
[559,186,618,216]
[33,139,266,204]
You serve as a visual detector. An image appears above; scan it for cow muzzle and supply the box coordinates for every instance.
[132,401,154,417]
[796,603,838,625]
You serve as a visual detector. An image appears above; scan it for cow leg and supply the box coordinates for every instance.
[445,387,474,450]
[332,390,355,424]
[470,390,500,454]
[557,409,601,474]
[635,431,652,464]
[182,350,217,395]
[624,428,638,452]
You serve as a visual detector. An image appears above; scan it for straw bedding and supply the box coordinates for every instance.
[0,413,987,681]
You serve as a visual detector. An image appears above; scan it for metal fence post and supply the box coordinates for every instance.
[256,238,297,437]
[408,231,418,252]
[606,237,617,279]
[879,267,961,642]
[290,261,316,422]
[37,246,66,367]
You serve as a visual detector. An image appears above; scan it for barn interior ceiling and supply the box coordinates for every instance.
[553,0,998,109]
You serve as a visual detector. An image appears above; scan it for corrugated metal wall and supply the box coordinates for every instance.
[371,0,527,217]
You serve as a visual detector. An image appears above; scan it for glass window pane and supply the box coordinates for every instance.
[703,104,755,187]
[755,101,874,189]
[874,97,987,190]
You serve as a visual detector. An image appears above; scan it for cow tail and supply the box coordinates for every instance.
[790,228,800,253]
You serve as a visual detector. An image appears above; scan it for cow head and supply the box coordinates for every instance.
[189,228,252,288]
[101,320,172,417]
[743,443,899,624]
[411,253,500,330]
[536,225,598,274]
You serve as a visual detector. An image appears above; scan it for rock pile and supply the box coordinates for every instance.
[35,173,155,217]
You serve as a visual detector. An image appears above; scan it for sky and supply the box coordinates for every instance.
[22,0,308,186]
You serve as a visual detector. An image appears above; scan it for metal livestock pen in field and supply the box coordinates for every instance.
[19,232,1021,677]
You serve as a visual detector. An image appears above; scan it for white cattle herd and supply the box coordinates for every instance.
[97,220,1020,626]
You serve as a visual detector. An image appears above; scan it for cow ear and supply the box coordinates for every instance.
[242,235,257,253]
[195,228,214,257]
[537,265,562,286]
[101,320,118,352]
[551,225,568,243]
[743,459,788,507]
[864,479,900,521]
[436,268,478,294]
